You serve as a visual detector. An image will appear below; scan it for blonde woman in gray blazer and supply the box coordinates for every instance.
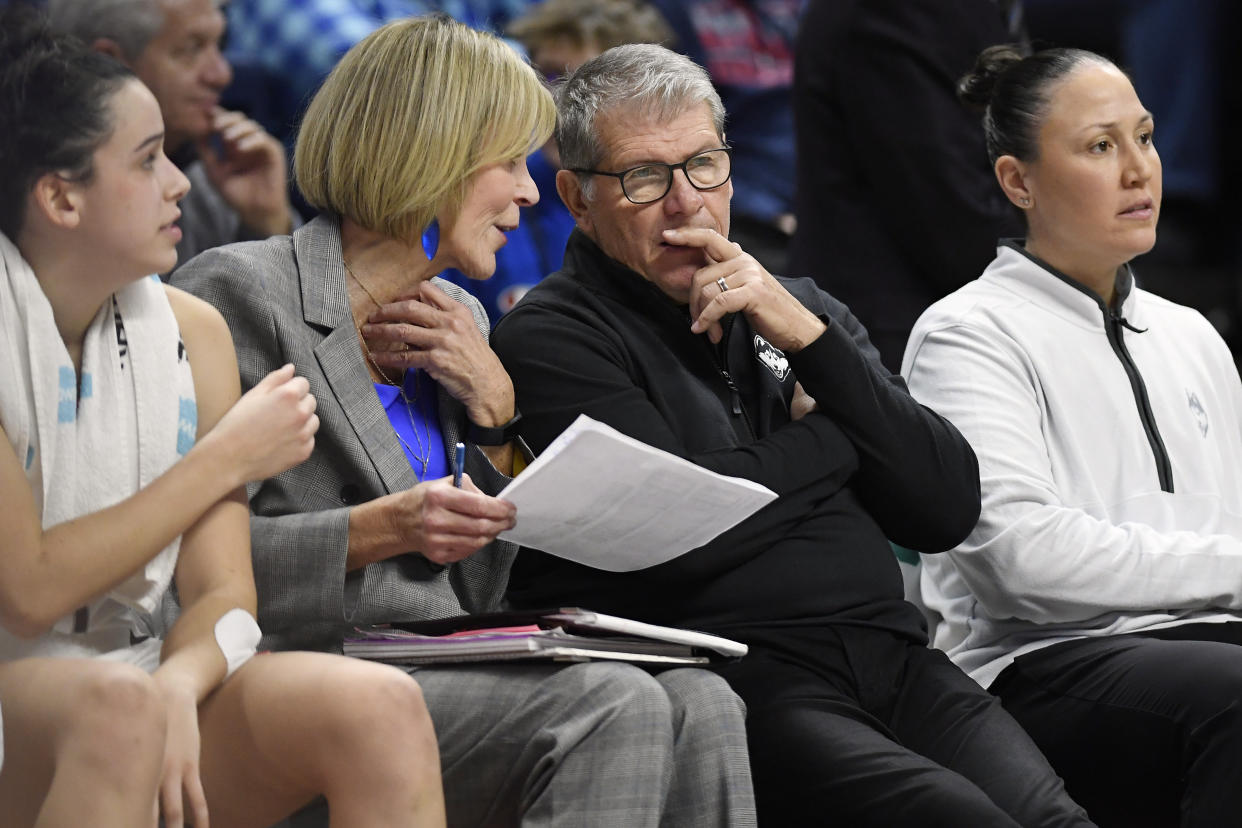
[174,16,755,828]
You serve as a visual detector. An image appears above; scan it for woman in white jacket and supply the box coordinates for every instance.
[903,44,1242,828]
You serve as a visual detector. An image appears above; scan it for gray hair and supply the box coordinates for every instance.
[46,0,165,61]
[555,43,725,197]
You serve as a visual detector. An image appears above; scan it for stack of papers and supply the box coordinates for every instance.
[344,608,748,666]
[345,627,708,665]
[497,415,777,571]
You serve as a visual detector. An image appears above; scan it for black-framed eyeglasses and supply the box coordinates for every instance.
[571,147,733,204]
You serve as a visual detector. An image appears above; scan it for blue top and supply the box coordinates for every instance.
[374,369,449,481]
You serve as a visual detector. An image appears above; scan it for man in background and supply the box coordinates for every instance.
[48,0,298,272]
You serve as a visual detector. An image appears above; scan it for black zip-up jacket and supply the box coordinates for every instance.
[491,230,980,643]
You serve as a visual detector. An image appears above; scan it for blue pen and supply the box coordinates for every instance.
[454,442,465,488]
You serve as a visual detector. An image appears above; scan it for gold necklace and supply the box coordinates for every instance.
[345,259,432,479]
[344,259,399,379]
[344,258,385,311]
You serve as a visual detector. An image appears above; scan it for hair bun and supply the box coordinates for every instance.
[958,44,1024,111]
[0,5,55,67]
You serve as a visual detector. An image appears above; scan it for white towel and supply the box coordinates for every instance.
[0,232,197,659]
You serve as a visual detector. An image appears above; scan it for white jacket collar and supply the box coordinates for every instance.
[981,240,1140,330]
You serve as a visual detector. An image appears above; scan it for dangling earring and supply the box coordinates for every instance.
[421,218,440,259]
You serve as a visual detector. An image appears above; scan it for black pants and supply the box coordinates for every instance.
[992,622,1242,828]
[714,625,1092,828]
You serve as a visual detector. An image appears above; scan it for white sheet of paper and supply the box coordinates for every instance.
[497,415,777,571]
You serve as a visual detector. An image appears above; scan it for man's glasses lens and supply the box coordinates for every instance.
[622,149,731,204]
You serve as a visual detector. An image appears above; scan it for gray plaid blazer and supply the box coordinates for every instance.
[172,214,517,652]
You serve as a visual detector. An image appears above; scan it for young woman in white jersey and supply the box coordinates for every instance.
[0,9,445,827]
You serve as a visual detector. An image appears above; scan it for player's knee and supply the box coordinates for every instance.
[320,664,434,755]
[68,664,165,770]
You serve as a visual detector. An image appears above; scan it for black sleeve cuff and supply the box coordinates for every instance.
[467,410,522,446]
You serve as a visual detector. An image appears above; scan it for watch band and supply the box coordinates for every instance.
[467,410,522,446]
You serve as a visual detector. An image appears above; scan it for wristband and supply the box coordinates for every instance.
[215,608,261,679]
[467,410,522,446]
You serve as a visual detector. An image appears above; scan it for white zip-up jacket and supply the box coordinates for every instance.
[902,241,1242,687]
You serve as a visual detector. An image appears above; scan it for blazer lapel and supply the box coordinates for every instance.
[297,215,418,496]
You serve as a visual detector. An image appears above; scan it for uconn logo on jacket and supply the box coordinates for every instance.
[1187,389,1208,437]
[754,334,789,380]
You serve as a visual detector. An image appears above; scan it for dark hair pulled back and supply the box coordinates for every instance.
[959,43,1113,164]
[0,4,135,240]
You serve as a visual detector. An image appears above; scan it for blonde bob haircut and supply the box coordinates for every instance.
[294,15,555,246]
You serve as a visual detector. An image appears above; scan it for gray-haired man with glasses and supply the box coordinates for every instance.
[492,43,1093,828]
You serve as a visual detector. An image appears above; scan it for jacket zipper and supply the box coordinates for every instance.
[998,240,1173,492]
[720,368,743,415]
[665,298,755,438]
[710,317,756,439]
[1104,309,1174,492]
